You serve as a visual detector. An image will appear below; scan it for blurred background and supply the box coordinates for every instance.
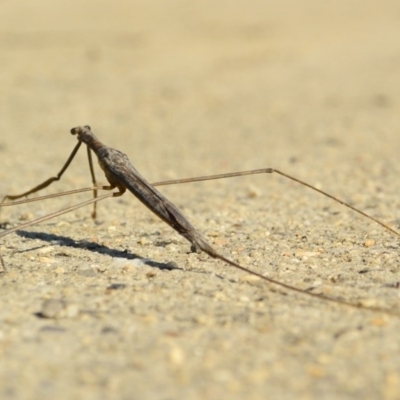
[1,0,399,182]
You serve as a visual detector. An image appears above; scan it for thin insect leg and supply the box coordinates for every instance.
[0,192,115,240]
[210,249,397,315]
[87,146,98,219]
[0,186,104,207]
[1,141,82,204]
[152,169,400,239]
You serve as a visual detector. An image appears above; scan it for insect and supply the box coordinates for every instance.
[1,125,399,315]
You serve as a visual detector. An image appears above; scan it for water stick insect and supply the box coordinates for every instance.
[1,125,399,315]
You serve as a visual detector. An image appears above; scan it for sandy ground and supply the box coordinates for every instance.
[1,1,400,399]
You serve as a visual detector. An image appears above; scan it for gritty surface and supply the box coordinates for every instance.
[1,1,400,399]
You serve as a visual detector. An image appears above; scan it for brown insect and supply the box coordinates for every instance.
[1,126,399,315]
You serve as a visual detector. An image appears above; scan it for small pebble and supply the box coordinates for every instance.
[39,257,57,264]
[194,315,213,325]
[139,237,149,246]
[38,246,54,254]
[168,347,185,366]
[39,299,79,319]
[246,185,261,198]
[106,283,127,291]
[239,274,261,283]
[294,250,319,257]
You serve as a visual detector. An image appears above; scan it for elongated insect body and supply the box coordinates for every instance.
[71,126,216,255]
